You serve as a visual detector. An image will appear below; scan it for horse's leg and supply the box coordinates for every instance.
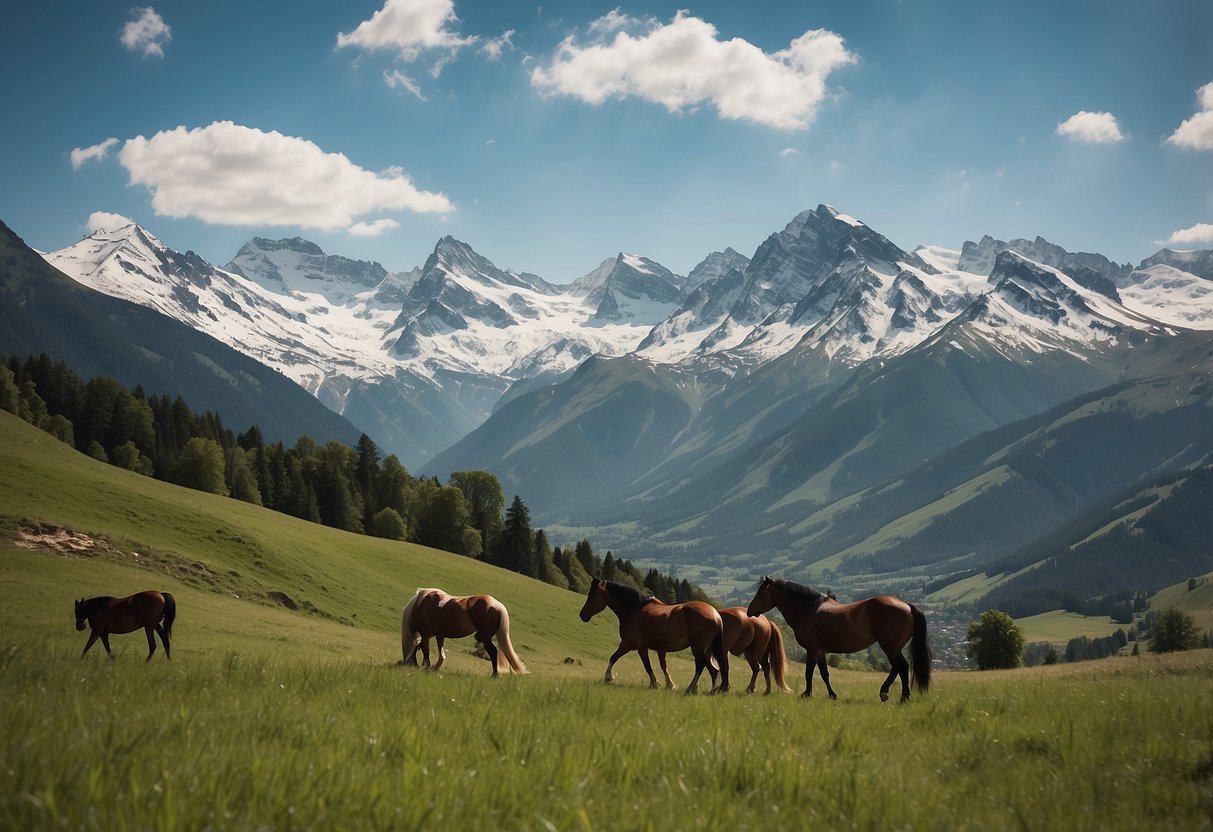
[100,631,114,659]
[144,625,157,662]
[686,648,708,696]
[433,637,446,671]
[745,649,761,694]
[80,630,99,659]
[155,624,171,660]
[479,632,500,677]
[817,657,838,700]
[657,651,675,689]
[419,637,431,668]
[883,647,911,703]
[603,642,631,684]
[803,657,814,698]
[638,648,659,689]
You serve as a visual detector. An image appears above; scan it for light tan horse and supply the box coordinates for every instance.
[579,579,729,694]
[747,576,931,702]
[74,590,176,661]
[401,588,527,677]
[711,607,792,694]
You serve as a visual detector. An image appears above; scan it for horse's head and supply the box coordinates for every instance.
[579,579,608,622]
[747,576,776,617]
[74,598,87,631]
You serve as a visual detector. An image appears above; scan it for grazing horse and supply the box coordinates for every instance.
[579,579,728,694]
[74,590,176,661]
[400,588,527,677]
[747,576,931,702]
[711,607,792,694]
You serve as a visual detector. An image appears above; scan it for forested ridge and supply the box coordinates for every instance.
[2,353,708,602]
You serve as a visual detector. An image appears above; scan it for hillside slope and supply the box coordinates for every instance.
[0,411,625,675]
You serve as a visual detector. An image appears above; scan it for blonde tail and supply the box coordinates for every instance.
[400,589,426,665]
[768,622,793,693]
[494,602,528,675]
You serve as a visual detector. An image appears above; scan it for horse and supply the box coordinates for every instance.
[400,588,527,677]
[712,607,792,694]
[746,576,931,702]
[74,590,176,661]
[579,579,729,694]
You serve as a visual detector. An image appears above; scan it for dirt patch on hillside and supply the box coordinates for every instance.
[6,518,345,624]
[13,523,125,558]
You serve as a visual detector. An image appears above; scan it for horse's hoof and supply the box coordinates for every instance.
[900,694,911,704]
[801,691,812,699]
[828,692,838,701]
[880,691,890,703]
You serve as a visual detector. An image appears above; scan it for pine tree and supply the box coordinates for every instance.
[496,495,535,575]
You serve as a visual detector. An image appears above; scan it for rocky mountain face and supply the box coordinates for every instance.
[36,208,1213,603]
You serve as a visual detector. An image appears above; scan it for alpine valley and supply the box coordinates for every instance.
[22,204,1213,606]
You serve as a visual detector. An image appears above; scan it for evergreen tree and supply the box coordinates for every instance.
[0,364,19,414]
[354,434,382,529]
[450,470,505,555]
[496,495,535,575]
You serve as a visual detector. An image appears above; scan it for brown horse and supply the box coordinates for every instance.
[401,588,527,677]
[747,576,931,702]
[74,590,176,661]
[711,607,792,694]
[579,579,729,694]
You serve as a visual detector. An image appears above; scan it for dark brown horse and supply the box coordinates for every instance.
[74,590,176,661]
[401,588,527,677]
[712,607,792,694]
[579,579,729,694]
[747,576,931,702]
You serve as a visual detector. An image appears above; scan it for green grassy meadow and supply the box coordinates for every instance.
[3,412,1213,829]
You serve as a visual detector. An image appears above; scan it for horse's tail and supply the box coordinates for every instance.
[766,620,793,693]
[910,604,932,694]
[493,601,528,675]
[161,592,176,640]
[400,589,426,665]
[711,614,728,688]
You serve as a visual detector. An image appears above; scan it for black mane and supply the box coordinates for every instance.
[603,581,655,610]
[771,578,829,604]
[80,595,113,610]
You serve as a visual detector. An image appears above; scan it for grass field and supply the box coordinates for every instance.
[1016,609,1122,646]
[3,412,1213,829]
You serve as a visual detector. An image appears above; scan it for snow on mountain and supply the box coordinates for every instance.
[957,234,1133,285]
[580,253,684,323]
[226,236,405,305]
[43,225,397,410]
[939,251,1169,358]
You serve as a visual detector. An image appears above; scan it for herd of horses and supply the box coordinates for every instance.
[73,575,932,702]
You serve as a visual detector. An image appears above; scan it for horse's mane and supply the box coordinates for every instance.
[603,581,655,610]
[771,578,829,604]
[80,596,113,610]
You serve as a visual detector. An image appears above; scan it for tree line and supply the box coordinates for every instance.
[1,353,709,601]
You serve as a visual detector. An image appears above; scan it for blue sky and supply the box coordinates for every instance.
[2,1,1210,281]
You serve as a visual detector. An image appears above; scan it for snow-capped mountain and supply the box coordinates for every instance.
[43,222,690,466]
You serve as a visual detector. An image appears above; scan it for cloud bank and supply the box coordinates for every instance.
[1056,111,1124,144]
[337,0,475,60]
[110,121,451,233]
[1166,82,1213,151]
[87,211,135,233]
[121,7,172,58]
[530,11,857,130]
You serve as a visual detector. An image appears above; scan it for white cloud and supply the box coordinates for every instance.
[121,7,172,58]
[384,68,427,100]
[116,121,453,232]
[778,147,798,157]
[87,211,135,233]
[337,0,476,59]
[71,137,119,169]
[1166,82,1213,151]
[479,29,515,61]
[348,218,401,237]
[530,11,858,130]
[1056,111,1124,144]
[1163,222,1213,246]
